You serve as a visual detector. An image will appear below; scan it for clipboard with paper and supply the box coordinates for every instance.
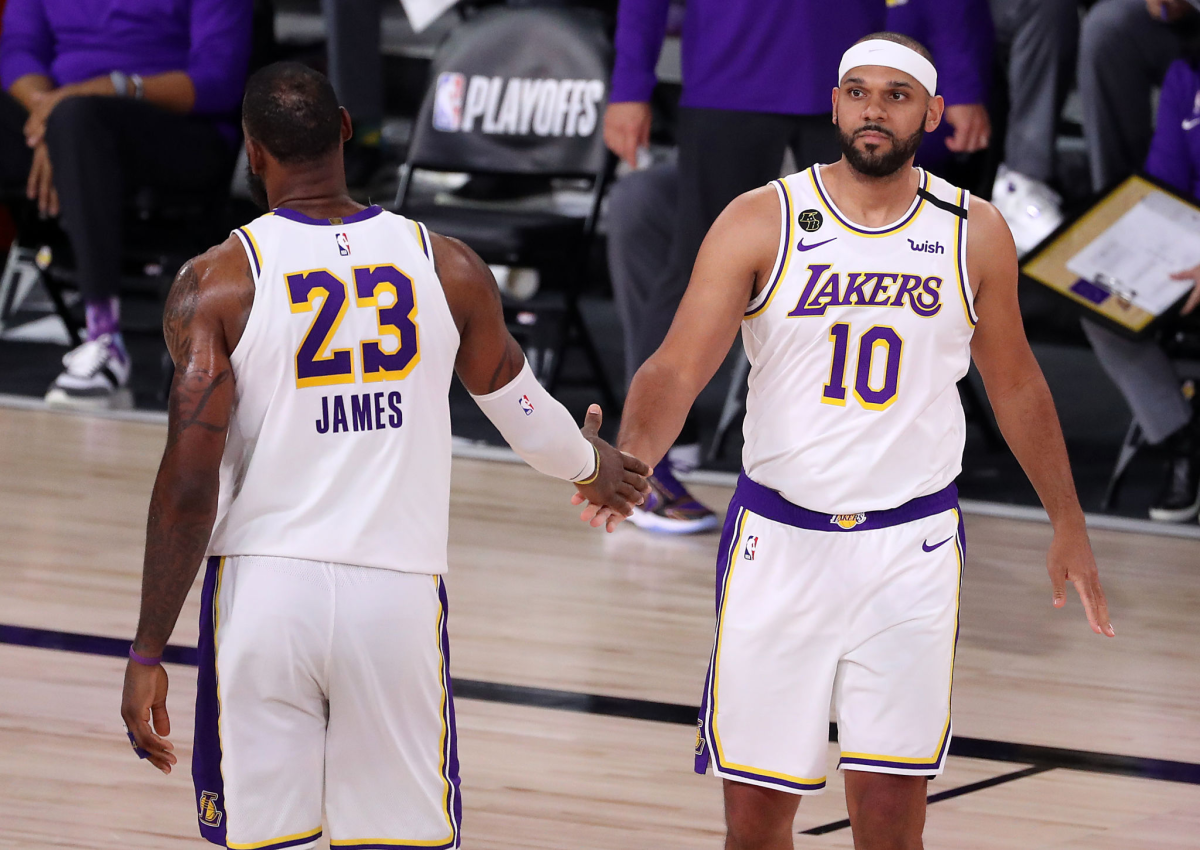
[1020,174,1200,338]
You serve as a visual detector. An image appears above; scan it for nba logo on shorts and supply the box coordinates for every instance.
[519,394,534,416]
[336,232,351,256]
[743,535,758,560]
[433,72,466,132]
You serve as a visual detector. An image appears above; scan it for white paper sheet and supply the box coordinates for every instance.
[399,0,458,33]
[1066,190,1200,315]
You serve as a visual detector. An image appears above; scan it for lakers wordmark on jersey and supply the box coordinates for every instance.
[741,165,976,514]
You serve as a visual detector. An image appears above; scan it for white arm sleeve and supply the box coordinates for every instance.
[471,360,599,483]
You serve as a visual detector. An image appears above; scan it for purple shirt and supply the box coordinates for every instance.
[610,0,987,116]
[1,0,251,122]
[1146,59,1200,202]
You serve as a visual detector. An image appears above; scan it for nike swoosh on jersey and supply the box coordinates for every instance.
[921,536,954,552]
[796,237,837,252]
[1183,117,1200,131]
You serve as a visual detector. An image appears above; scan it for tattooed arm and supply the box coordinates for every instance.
[121,236,254,774]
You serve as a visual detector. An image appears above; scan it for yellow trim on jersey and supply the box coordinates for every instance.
[745,179,795,320]
[839,507,963,770]
[809,166,928,238]
[413,220,432,261]
[952,189,978,328]
[227,826,324,850]
[240,226,265,277]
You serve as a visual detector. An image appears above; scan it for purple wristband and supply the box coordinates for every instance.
[129,645,162,666]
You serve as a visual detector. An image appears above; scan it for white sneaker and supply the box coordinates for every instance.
[990,165,1064,257]
[44,334,133,409]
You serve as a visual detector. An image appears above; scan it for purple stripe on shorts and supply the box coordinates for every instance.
[733,472,958,532]
[271,205,384,225]
[436,578,463,848]
[193,556,227,847]
[838,755,944,771]
[333,841,456,850]
[717,764,828,792]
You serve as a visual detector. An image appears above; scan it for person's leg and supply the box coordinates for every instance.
[0,91,33,189]
[43,96,234,405]
[325,570,461,847]
[1082,319,1198,520]
[323,0,385,185]
[999,0,1078,183]
[1078,0,1182,192]
[843,772,928,850]
[723,780,800,850]
[605,162,680,390]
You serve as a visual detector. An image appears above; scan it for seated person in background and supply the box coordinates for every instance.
[988,0,1079,255]
[0,0,252,409]
[1082,50,1200,523]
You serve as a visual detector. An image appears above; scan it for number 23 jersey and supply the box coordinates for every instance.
[741,166,976,514]
[208,206,460,574]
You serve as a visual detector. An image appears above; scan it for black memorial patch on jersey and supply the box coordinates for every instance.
[797,209,824,232]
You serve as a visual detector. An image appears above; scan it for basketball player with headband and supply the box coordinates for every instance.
[579,34,1115,848]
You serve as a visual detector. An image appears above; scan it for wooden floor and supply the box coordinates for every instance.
[1,406,1198,849]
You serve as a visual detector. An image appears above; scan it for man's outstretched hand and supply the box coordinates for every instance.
[573,404,651,532]
[121,659,177,773]
[1048,524,1115,637]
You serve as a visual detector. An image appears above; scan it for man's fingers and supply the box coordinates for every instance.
[579,501,602,523]
[570,491,585,506]
[1049,564,1067,608]
[617,482,644,506]
[619,451,652,476]
[1075,573,1115,637]
[151,701,171,737]
[1181,283,1200,315]
[622,470,649,492]
[581,404,602,438]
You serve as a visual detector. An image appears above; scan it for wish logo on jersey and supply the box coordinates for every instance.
[787,263,943,319]
[432,71,605,138]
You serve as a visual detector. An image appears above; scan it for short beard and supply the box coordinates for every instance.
[838,122,925,178]
[245,161,269,211]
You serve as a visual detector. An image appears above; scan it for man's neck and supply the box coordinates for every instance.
[267,161,364,220]
[818,160,920,229]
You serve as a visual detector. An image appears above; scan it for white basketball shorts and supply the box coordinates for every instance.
[191,555,461,850]
[694,474,964,795]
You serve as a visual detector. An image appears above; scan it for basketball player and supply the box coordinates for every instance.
[578,34,1114,849]
[119,62,650,850]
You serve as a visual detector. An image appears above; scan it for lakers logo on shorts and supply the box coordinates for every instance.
[198,790,223,827]
[695,720,706,756]
[830,512,867,530]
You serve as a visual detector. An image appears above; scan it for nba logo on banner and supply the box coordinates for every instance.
[433,72,466,132]
[518,394,534,416]
[335,232,351,256]
[743,536,758,560]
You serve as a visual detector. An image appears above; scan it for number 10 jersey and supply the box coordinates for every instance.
[208,206,460,575]
[740,166,976,514]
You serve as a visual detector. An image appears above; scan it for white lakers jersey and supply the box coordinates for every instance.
[741,165,976,513]
[208,205,459,574]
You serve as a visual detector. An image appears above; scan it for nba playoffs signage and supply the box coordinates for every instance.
[434,73,606,138]
[409,7,612,174]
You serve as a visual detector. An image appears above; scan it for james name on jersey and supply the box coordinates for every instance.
[786,262,945,319]
[315,391,404,435]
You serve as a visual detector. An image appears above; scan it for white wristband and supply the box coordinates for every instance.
[471,361,598,483]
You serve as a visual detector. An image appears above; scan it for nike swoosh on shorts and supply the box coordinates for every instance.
[1183,117,1200,131]
[796,237,837,252]
[922,536,954,552]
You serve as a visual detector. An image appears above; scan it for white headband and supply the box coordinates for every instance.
[838,39,937,97]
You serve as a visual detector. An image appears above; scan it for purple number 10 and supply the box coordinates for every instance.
[822,323,903,410]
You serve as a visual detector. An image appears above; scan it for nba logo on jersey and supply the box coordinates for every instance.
[336,232,351,256]
[518,394,535,416]
[198,790,223,827]
[433,72,466,132]
[743,536,758,560]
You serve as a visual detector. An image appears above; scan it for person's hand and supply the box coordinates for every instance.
[1170,263,1200,314]
[23,88,69,148]
[571,404,652,532]
[603,101,652,169]
[120,658,177,774]
[26,143,59,217]
[943,103,991,153]
[1146,0,1190,22]
[1047,523,1115,637]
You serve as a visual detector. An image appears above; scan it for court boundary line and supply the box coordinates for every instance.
[1,394,1197,539]
[3,624,1198,788]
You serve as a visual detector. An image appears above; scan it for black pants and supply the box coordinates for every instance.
[630,107,840,372]
[0,91,236,301]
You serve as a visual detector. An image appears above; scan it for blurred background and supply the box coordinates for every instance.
[1,0,1199,528]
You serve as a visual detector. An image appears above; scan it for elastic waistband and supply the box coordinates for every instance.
[735,473,958,532]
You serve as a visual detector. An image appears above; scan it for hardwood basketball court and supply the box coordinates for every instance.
[1,404,1198,848]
